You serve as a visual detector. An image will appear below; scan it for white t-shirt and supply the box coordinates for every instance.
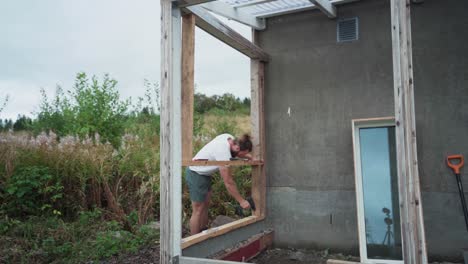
[189,134,234,175]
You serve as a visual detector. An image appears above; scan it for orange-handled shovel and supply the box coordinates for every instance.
[447,154,468,231]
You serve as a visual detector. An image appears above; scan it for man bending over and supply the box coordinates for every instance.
[185,133,253,235]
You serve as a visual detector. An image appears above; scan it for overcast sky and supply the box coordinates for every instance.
[0,1,251,120]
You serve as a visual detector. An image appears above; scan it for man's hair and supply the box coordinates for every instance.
[238,134,252,152]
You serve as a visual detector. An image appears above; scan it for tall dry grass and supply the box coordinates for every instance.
[0,113,252,229]
[0,130,159,228]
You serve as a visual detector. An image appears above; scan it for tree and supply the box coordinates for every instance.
[242,97,251,108]
[13,115,33,131]
[34,86,74,136]
[34,73,129,147]
[216,93,240,112]
[72,73,129,147]
[4,119,13,131]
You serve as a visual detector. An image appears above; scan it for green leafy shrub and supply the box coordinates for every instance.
[194,92,249,114]
[0,212,159,263]
[3,166,63,217]
[33,73,130,148]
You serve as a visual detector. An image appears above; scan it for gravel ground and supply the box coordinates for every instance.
[101,244,160,264]
[251,248,359,264]
[101,246,463,264]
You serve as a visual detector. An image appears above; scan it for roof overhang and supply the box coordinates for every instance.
[174,0,361,30]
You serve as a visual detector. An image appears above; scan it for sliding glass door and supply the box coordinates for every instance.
[352,118,403,264]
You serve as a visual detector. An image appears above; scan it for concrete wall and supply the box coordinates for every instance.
[412,0,468,260]
[258,0,468,260]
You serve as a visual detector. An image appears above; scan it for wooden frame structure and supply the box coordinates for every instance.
[179,10,267,253]
[161,0,428,263]
[161,1,267,263]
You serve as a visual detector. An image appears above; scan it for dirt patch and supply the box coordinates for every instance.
[102,246,463,264]
[102,244,160,264]
[250,248,359,264]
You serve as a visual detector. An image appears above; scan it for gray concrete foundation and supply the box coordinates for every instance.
[182,221,266,258]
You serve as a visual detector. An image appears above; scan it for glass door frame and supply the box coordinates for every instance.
[352,117,403,264]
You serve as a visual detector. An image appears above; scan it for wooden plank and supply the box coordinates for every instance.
[180,256,253,264]
[160,1,183,264]
[390,0,428,263]
[175,0,216,8]
[186,6,269,62]
[200,1,266,30]
[310,0,337,18]
[181,216,264,249]
[250,29,266,218]
[183,160,264,166]
[182,14,195,162]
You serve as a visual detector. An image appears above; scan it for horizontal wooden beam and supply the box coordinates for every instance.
[181,216,264,249]
[174,0,216,8]
[310,0,337,18]
[186,6,269,61]
[180,256,252,264]
[183,160,263,166]
[201,1,266,30]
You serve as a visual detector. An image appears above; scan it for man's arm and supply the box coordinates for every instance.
[219,166,250,209]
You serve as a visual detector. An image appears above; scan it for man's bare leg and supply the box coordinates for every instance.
[190,201,204,235]
[200,191,212,230]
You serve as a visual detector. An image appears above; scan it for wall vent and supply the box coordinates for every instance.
[337,17,359,42]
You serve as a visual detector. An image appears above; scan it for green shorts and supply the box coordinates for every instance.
[185,168,212,202]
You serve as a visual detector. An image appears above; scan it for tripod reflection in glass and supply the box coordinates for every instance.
[382,207,394,246]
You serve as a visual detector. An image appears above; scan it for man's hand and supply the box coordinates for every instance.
[244,153,253,160]
[240,199,251,209]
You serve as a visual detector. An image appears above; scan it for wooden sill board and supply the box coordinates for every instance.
[181,215,264,249]
[182,160,263,166]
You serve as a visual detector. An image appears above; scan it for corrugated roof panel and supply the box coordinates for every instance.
[216,0,356,19]
[218,0,315,17]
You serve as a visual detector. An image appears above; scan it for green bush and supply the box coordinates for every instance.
[33,73,130,148]
[0,210,159,263]
[194,92,249,114]
[3,166,63,217]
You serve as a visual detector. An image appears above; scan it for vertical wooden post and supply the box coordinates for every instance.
[250,29,266,218]
[182,14,196,162]
[160,1,182,263]
[390,0,428,263]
